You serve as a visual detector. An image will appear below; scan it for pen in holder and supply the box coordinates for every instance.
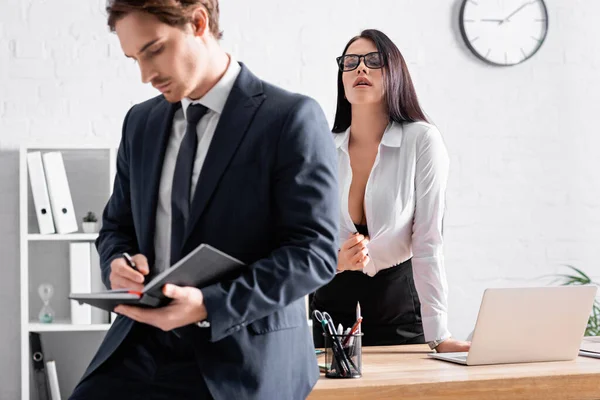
[323,332,363,379]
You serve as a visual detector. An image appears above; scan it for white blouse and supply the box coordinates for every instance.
[334,121,451,342]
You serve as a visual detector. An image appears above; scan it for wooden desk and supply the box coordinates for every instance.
[309,345,600,399]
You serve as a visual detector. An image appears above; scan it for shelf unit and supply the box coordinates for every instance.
[19,143,117,400]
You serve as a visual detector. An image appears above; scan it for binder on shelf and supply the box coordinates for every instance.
[69,242,92,324]
[90,244,110,324]
[42,152,78,234]
[27,152,56,235]
[29,332,51,400]
[46,360,62,400]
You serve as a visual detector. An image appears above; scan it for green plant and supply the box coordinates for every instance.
[83,211,97,223]
[555,266,600,336]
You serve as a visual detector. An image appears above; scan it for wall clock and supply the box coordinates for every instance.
[459,0,549,66]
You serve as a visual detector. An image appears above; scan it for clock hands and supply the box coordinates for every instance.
[479,1,537,25]
[499,1,537,25]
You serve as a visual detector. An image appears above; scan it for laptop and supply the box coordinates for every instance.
[429,285,597,366]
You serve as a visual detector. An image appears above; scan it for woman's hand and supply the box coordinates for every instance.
[337,233,370,272]
[434,338,471,353]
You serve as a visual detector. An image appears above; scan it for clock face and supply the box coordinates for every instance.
[459,0,548,66]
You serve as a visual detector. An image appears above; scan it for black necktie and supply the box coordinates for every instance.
[171,103,208,265]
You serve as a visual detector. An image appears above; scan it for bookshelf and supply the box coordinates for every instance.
[19,143,117,400]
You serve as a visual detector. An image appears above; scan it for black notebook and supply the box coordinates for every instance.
[69,244,244,312]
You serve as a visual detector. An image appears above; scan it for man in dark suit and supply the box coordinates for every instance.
[69,1,338,399]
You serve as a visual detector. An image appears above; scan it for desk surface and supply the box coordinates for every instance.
[309,345,600,400]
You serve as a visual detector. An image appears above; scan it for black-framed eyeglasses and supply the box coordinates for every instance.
[336,52,384,72]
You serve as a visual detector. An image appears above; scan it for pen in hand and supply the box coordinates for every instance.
[121,252,147,287]
[122,252,138,272]
[109,252,148,293]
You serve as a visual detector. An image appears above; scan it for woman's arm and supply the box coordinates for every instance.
[410,126,452,345]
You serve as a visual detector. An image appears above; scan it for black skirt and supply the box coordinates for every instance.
[311,258,425,347]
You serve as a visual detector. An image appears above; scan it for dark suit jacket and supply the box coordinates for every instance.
[84,64,339,399]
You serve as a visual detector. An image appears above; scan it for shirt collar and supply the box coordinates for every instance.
[334,122,402,152]
[333,128,351,154]
[181,54,241,119]
[380,122,403,147]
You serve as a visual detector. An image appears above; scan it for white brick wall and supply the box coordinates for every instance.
[2,0,600,397]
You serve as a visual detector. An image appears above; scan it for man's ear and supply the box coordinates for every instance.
[191,7,210,37]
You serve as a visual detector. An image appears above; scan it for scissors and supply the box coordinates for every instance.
[313,310,336,334]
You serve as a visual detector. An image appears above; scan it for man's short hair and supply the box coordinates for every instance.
[106,0,223,39]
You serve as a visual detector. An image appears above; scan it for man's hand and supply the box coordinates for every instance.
[337,233,370,272]
[435,338,471,353]
[109,253,149,292]
[114,284,208,331]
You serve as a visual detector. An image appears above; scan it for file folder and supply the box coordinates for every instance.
[27,152,56,234]
[29,332,50,400]
[46,360,61,400]
[42,152,78,234]
[70,242,92,324]
[90,244,109,324]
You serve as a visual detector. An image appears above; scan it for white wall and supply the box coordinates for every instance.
[2,0,600,397]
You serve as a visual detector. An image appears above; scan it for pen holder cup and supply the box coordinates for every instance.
[323,332,363,378]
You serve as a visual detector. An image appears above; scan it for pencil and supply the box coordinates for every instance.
[356,301,361,334]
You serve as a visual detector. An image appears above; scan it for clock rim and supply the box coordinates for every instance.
[459,0,549,67]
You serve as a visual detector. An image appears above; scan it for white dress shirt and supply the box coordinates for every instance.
[154,56,241,274]
[334,121,451,342]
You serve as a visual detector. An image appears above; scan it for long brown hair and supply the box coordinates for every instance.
[106,0,223,39]
[332,29,427,133]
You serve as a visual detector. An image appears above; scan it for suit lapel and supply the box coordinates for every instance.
[183,65,265,243]
[140,99,179,264]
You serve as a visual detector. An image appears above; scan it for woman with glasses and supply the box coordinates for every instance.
[311,29,470,352]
